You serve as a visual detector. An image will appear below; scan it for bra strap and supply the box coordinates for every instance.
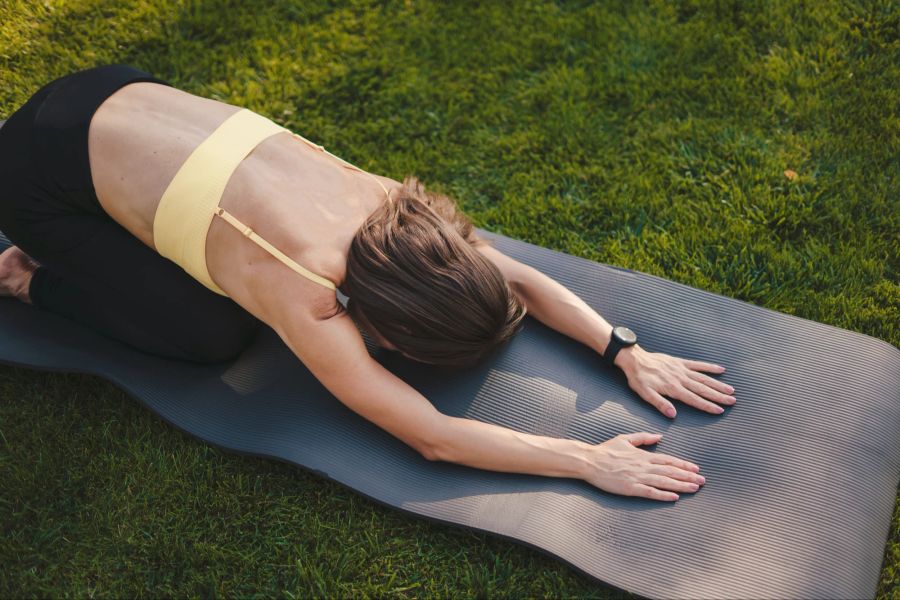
[287,131,391,200]
[211,121,389,293]
[214,206,337,291]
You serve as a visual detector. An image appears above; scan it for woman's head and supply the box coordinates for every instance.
[344,176,527,368]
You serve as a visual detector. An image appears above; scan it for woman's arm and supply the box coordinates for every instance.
[475,245,620,359]
[476,244,736,418]
[270,302,705,501]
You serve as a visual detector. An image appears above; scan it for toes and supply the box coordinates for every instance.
[0,246,39,273]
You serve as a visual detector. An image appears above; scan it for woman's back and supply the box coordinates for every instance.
[0,66,720,510]
[88,81,396,317]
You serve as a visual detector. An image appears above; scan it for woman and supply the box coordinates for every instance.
[0,65,736,502]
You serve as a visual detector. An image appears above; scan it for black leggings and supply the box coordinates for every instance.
[0,65,261,363]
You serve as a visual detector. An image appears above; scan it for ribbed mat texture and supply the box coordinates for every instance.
[0,228,897,600]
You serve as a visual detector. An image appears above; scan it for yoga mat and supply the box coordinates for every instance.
[0,223,897,599]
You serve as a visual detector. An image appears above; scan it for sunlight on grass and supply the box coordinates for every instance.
[1,0,897,597]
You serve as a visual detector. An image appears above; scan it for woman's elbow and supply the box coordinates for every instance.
[419,443,443,462]
[415,418,454,463]
[421,441,457,463]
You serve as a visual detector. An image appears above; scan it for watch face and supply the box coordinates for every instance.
[613,326,637,345]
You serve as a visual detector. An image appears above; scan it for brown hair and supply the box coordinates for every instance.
[344,176,527,368]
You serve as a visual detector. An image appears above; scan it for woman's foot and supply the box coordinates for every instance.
[0,245,40,304]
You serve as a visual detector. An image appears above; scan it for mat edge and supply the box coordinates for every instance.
[475,227,900,357]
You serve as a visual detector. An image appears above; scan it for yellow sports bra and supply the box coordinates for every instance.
[152,108,390,297]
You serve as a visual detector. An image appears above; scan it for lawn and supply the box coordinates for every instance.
[1,0,897,597]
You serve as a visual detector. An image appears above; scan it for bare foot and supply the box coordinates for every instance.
[0,245,40,304]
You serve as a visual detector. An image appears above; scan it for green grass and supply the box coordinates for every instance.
[1,0,897,597]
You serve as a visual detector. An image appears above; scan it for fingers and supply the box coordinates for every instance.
[683,359,726,373]
[648,464,705,485]
[672,385,723,414]
[631,484,679,502]
[650,453,701,473]
[640,388,677,418]
[687,370,735,397]
[623,432,663,446]
[683,379,735,410]
[684,378,735,406]
[640,473,701,494]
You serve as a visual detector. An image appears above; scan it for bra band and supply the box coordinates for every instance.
[154,109,284,296]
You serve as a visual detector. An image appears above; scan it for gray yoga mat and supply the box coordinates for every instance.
[0,225,897,599]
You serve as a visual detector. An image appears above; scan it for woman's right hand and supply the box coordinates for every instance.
[582,432,705,501]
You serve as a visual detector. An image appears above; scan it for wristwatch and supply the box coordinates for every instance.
[602,326,638,367]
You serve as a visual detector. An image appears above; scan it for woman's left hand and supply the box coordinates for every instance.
[613,346,736,418]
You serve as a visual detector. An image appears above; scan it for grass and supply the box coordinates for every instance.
[0,0,897,597]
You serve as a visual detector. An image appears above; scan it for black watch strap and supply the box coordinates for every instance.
[603,326,637,367]
[603,335,625,367]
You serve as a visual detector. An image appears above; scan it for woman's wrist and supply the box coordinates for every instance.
[572,440,617,484]
[567,439,600,481]
[612,343,644,374]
